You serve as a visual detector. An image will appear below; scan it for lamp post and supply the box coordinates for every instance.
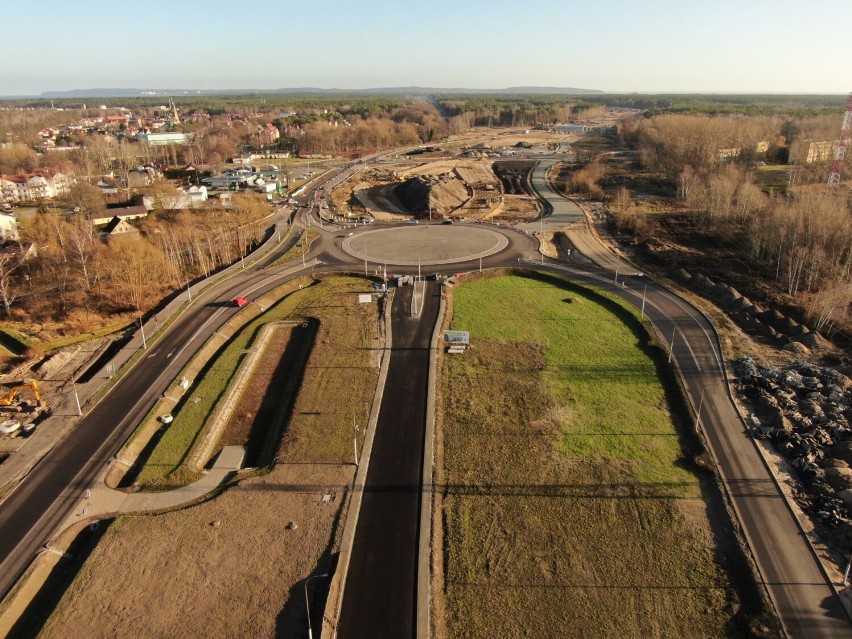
[304,573,328,639]
[695,386,706,432]
[353,412,360,466]
[364,238,369,277]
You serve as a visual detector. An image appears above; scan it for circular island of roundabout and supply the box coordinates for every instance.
[341,225,508,267]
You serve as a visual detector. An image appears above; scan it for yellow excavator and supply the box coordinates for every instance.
[0,380,40,406]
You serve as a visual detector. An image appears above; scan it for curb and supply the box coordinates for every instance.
[417,289,445,639]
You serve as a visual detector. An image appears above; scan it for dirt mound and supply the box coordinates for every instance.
[493,161,536,196]
[394,176,431,216]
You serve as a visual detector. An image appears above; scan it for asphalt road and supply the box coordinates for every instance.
[524,156,852,637]
[337,282,440,639]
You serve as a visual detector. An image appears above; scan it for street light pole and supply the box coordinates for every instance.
[72,382,82,416]
[695,386,706,432]
[668,324,677,363]
[304,573,328,639]
[353,412,360,466]
[640,284,646,318]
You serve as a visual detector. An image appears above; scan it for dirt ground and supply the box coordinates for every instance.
[38,464,353,639]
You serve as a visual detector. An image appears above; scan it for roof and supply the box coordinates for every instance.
[101,216,137,235]
[0,169,65,184]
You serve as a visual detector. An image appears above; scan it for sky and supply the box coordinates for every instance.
[3,0,851,96]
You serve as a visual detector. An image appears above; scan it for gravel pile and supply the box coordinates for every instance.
[733,357,852,533]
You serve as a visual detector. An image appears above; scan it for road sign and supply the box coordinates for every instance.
[443,330,470,345]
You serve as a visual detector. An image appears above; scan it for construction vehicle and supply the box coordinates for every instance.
[0,380,40,407]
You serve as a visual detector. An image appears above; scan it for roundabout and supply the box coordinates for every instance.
[341,225,509,267]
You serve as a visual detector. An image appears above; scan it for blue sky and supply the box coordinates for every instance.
[4,0,850,95]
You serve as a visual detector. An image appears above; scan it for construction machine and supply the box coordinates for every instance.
[0,380,40,407]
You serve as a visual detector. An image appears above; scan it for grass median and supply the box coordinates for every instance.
[436,271,755,638]
[133,274,379,489]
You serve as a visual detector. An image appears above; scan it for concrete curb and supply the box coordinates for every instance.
[188,322,295,470]
[322,292,394,638]
[417,291,445,639]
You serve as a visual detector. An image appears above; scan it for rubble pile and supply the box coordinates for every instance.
[733,357,852,535]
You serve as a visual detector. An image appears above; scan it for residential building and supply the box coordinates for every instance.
[0,170,73,202]
[99,216,138,239]
[142,185,207,211]
[789,139,835,164]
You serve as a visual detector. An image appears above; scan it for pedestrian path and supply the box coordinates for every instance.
[64,446,246,529]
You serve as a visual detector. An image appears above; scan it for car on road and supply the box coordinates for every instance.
[404,219,418,225]
[232,296,248,308]
[441,219,453,225]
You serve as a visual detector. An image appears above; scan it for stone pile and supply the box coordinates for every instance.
[733,357,852,533]
[674,270,819,350]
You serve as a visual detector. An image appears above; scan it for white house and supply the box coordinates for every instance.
[0,171,73,202]
[142,185,208,211]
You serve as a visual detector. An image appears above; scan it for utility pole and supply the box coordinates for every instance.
[668,324,676,363]
[72,382,82,416]
[353,413,360,466]
[695,386,706,432]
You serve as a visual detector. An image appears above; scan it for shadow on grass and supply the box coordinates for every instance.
[273,495,344,639]
[6,520,113,639]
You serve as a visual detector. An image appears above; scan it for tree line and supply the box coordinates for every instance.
[0,194,271,342]
[616,113,851,335]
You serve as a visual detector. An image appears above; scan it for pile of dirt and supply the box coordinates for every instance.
[394,176,430,216]
[672,268,832,354]
[393,172,469,218]
[493,161,535,196]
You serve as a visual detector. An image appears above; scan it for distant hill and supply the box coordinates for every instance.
[36,86,603,99]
